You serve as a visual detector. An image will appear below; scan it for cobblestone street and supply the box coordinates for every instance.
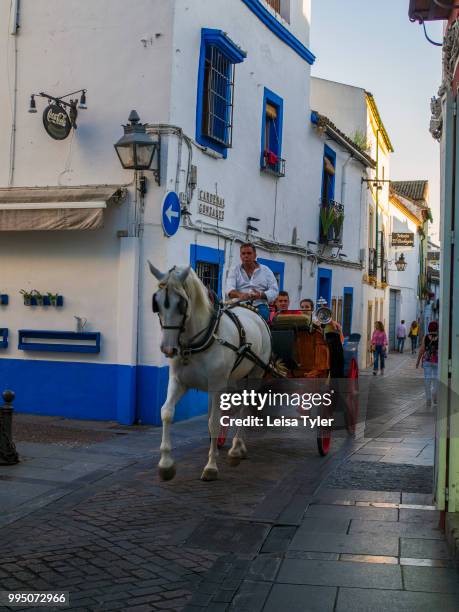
[1,352,457,611]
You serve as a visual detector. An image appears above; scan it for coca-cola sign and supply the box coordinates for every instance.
[42,103,71,140]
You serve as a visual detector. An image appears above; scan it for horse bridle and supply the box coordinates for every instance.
[152,286,188,334]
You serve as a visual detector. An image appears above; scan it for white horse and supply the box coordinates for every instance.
[148,262,274,481]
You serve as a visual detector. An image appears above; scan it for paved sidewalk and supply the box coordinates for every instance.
[1,352,457,611]
[201,352,458,612]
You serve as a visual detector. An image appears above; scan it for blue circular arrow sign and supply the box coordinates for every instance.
[161,191,181,237]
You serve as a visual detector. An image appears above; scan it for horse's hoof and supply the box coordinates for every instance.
[201,468,218,481]
[158,464,176,481]
[228,455,241,467]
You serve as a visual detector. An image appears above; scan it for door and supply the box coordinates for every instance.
[389,289,399,351]
[317,268,332,306]
[366,302,373,367]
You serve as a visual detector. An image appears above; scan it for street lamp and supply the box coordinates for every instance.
[395,253,407,272]
[114,110,157,171]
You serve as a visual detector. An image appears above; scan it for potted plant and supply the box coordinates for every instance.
[47,292,59,306]
[320,206,335,242]
[20,289,33,306]
[332,209,344,243]
[30,289,44,306]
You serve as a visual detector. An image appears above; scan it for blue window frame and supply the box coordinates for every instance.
[260,88,284,171]
[196,29,246,157]
[257,257,284,290]
[317,267,332,307]
[342,287,353,338]
[190,244,225,297]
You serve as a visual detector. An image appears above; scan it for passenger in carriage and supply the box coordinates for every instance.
[226,243,279,321]
[268,290,290,323]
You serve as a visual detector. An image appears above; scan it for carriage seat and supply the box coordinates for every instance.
[270,311,312,331]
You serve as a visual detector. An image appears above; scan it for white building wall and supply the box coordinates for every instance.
[0,0,366,423]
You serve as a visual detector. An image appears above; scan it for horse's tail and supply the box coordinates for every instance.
[269,357,288,378]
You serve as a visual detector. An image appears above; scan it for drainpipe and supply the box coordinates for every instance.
[8,0,20,186]
[340,154,353,205]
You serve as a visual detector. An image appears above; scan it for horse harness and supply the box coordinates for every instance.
[152,286,280,376]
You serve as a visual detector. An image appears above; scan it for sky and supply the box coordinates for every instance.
[310,0,443,241]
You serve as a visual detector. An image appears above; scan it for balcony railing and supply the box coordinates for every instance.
[261,151,286,177]
[266,0,281,14]
[319,199,344,246]
[368,248,377,277]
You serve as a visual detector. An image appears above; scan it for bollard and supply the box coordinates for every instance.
[0,389,19,465]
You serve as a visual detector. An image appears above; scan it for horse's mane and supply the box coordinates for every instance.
[160,267,213,318]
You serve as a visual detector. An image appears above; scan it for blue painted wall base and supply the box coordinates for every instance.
[0,358,208,426]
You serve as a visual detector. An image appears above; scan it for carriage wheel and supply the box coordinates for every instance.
[317,395,333,456]
[345,358,359,435]
[317,427,331,456]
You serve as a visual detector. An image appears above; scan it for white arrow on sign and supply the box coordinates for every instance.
[165,205,179,224]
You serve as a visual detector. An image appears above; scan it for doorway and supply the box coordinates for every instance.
[366,301,373,367]
[389,289,400,351]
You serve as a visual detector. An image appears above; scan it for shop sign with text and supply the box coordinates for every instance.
[391,232,414,247]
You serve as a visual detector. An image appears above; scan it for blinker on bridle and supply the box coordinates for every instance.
[152,286,188,332]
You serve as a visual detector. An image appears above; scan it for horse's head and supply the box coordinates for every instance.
[149,262,191,358]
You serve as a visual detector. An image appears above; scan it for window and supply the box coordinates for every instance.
[196,29,246,157]
[195,261,220,294]
[264,0,291,22]
[319,145,337,243]
[321,145,336,204]
[190,244,224,297]
[261,88,284,176]
[257,257,285,290]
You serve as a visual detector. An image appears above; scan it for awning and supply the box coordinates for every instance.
[0,185,128,230]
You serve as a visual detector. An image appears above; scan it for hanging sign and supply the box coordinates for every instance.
[427,251,440,261]
[391,232,414,247]
[42,104,72,140]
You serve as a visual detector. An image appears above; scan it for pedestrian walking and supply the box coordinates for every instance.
[396,319,407,353]
[416,320,439,408]
[408,320,419,354]
[371,321,388,375]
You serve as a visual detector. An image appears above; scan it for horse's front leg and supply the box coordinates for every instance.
[201,392,220,481]
[158,378,186,481]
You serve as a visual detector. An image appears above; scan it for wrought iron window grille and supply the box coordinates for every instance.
[202,45,235,148]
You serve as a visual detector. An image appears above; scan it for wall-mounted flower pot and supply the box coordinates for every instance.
[0,294,8,305]
[23,295,64,307]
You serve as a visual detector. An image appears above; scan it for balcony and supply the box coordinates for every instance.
[266,0,281,14]
[319,199,344,246]
[261,150,286,177]
[368,248,377,277]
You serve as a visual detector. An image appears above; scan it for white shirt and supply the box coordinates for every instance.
[225,262,279,305]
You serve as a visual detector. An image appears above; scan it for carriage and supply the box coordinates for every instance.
[217,308,360,456]
[149,262,360,481]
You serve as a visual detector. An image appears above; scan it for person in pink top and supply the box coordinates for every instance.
[371,321,388,375]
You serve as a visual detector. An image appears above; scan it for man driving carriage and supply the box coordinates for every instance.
[226,243,278,321]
